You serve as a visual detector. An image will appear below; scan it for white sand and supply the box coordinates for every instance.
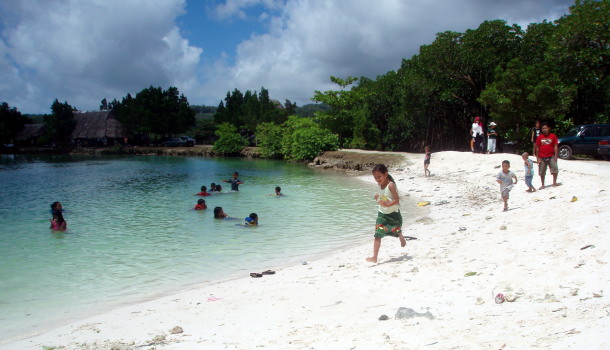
[3,151,609,350]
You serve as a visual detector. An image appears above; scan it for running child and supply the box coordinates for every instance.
[496,160,518,211]
[522,152,536,192]
[366,164,407,263]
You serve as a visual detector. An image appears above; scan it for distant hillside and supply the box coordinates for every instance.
[296,103,329,118]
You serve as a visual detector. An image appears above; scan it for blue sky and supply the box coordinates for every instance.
[0,0,574,114]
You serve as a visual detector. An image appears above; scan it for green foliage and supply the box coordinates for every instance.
[280,116,339,161]
[41,99,76,146]
[112,86,195,137]
[214,87,290,132]
[301,2,608,152]
[213,123,248,155]
[0,102,30,144]
[255,122,284,158]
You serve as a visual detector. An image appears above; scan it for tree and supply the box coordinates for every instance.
[42,99,76,146]
[113,86,195,138]
[0,102,30,145]
[550,0,610,124]
[311,76,361,146]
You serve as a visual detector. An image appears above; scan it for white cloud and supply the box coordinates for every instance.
[0,0,573,113]
[0,0,201,113]
[199,0,574,107]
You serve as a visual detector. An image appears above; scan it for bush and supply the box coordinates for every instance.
[213,123,248,155]
[255,122,284,158]
[281,116,339,161]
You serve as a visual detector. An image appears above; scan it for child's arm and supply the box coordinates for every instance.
[513,173,518,184]
[378,183,400,207]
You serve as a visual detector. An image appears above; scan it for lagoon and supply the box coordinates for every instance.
[0,154,408,341]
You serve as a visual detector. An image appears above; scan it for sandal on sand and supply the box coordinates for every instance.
[261,270,275,275]
[404,236,418,241]
[250,273,263,278]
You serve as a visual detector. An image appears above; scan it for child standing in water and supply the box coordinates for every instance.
[423,146,431,177]
[49,201,67,231]
[367,164,407,263]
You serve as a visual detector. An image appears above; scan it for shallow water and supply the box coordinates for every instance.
[0,154,412,341]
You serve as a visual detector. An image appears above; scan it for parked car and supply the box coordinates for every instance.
[557,124,610,160]
[598,140,610,161]
[179,136,195,147]
[162,137,188,147]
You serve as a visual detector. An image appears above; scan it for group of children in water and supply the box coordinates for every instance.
[192,172,284,226]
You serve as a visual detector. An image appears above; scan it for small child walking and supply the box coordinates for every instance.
[366,164,407,263]
[522,152,536,192]
[423,145,431,177]
[496,160,518,211]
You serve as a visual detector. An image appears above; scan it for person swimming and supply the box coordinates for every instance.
[213,206,229,219]
[244,213,258,225]
[194,199,207,210]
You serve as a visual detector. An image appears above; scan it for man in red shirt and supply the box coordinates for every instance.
[534,123,559,189]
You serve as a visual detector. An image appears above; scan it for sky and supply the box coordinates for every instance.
[0,0,574,114]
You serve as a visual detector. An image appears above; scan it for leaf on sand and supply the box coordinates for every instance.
[464,272,477,277]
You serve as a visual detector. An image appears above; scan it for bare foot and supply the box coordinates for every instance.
[552,183,562,187]
[366,257,377,263]
[399,236,407,247]
[539,185,546,190]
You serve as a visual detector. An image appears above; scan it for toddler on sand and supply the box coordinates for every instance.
[496,160,518,211]
[522,152,536,192]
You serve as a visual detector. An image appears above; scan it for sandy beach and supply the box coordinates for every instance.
[3,151,609,350]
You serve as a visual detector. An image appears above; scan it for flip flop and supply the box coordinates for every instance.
[261,270,275,275]
[404,236,418,241]
[250,273,263,278]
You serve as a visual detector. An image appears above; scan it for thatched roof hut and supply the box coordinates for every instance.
[15,124,45,140]
[72,111,129,140]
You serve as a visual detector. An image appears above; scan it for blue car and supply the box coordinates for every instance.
[557,124,610,160]
[598,140,610,161]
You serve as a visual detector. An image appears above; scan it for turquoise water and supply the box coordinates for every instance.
[0,154,407,341]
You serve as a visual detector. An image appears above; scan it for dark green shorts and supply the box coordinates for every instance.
[375,211,403,238]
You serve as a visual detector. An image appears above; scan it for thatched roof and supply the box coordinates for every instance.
[15,124,45,140]
[72,111,130,139]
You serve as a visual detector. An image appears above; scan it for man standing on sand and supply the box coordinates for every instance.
[534,123,559,189]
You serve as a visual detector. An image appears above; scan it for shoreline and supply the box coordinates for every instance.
[3,151,609,349]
